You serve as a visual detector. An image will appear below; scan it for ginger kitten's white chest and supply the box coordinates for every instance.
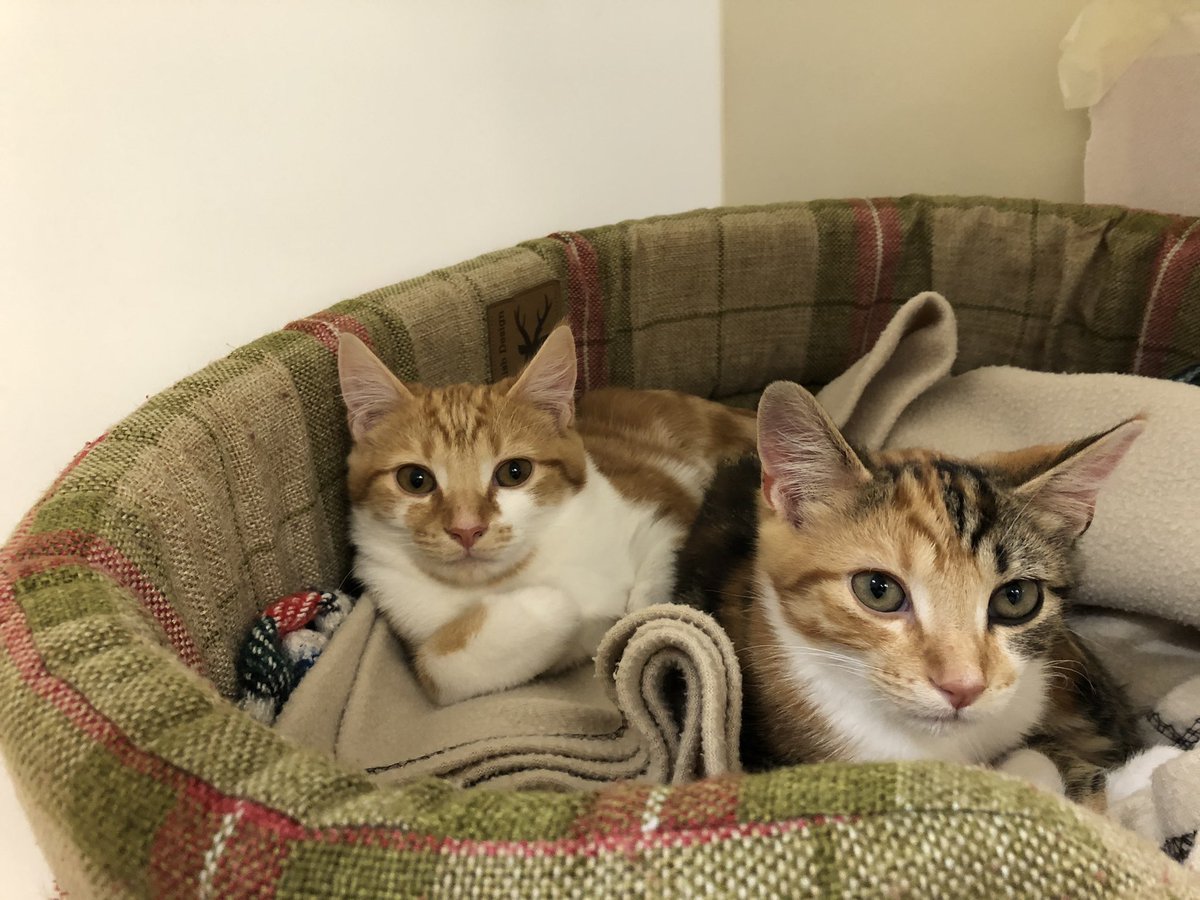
[523,459,682,617]
[354,458,682,647]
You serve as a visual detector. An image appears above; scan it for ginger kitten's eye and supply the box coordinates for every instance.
[989,579,1043,625]
[495,458,533,487]
[396,465,436,495]
[851,571,908,613]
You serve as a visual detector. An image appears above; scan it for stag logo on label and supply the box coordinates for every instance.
[486,280,565,380]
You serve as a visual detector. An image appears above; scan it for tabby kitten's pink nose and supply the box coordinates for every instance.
[446,524,487,549]
[931,675,985,710]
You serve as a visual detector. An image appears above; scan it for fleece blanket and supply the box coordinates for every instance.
[275,598,740,791]
[816,291,1200,866]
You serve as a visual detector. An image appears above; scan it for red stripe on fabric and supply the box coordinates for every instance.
[149,780,290,896]
[1,434,108,567]
[569,782,655,841]
[230,800,847,859]
[1134,220,1200,376]
[848,199,904,362]
[3,530,204,673]
[283,314,373,354]
[655,775,740,833]
[0,580,187,770]
[149,782,227,897]
[859,200,904,354]
[211,804,289,899]
[550,232,609,391]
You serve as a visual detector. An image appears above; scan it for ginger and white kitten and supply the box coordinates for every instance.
[339,325,754,705]
[677,380,1151,808]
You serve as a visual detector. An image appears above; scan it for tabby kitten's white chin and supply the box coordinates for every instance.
[759,578,1049,765]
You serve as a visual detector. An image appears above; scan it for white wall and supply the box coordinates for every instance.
[0,0,722,538]
[723,0,1089,204]
[0,3,719,893]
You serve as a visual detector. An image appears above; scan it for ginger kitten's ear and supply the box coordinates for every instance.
[508,325,577,428]
[1007,417,1145,538]
[337,333,415,440]
[757,381,870,527]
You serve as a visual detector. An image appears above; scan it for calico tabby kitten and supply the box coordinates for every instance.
[677,380,1148,806]
[338,325,754,705]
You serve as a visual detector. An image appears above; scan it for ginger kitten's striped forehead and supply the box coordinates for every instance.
[381,383,547,456]
[347,381,585,504]
[414,383,504,454]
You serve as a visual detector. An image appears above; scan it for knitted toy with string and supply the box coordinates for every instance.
[236,588,354,725]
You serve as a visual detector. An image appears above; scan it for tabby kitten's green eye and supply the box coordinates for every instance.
[851,571,908,613]
[396,465,437,495]
[494,458,533,487]
[989,579,1043,625]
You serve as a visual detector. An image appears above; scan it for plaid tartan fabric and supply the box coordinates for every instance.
[3,196,1200,897]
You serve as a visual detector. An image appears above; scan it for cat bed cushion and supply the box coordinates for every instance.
[3,196,1200,896]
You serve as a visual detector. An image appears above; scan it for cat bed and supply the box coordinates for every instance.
[4,195,1200,896]
[243,289,1200,847]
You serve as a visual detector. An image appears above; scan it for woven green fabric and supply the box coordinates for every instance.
[3,196,1200,897]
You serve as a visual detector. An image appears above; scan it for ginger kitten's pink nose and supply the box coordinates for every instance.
[931,674,986,710]
[446,523,487,549]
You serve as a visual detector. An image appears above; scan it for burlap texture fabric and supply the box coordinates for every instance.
[3,196,1200,896]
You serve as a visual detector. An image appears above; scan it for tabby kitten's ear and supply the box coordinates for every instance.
[507,325,578,429]
[337,333,415,440]
[757,381,870,528]
[1007,417,1145,538]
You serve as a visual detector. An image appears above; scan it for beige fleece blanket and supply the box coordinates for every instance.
[816,290,1200,866]
[275,598,740,791]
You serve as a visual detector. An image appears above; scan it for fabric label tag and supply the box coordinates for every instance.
[486,280,565,380]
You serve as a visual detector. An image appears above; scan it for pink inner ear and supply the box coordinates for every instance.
[510,326,577,427]
[761,472,777,509]
[338,334,412,439]
[756,381,866,528]
[1030,418,1144,535]
[342,374,403,437]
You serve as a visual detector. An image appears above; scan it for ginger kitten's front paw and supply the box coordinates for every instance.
[996,749,1066,797]
[417,586,584,705]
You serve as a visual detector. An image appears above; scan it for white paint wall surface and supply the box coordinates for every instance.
[723,0,1090,204]
[0,2,721,893]
[0,0,722,538]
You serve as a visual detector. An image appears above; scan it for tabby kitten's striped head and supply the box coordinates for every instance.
[338,327,585,587]
[756,381,1143,734]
